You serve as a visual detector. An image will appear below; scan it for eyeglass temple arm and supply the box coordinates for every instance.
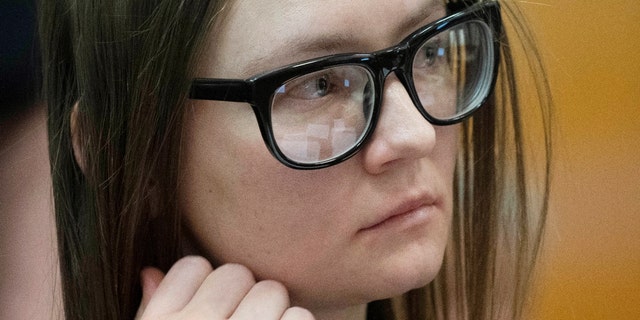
[190,79,253,103]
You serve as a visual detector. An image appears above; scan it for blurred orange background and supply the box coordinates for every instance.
[518,1,640,319]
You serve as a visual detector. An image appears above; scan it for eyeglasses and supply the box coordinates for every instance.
[190,1,501,169]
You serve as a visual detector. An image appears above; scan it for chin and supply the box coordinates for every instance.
[287,249,446,312]
[349,242,447,304]
[385,254,444,297]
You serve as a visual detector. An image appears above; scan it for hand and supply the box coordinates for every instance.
[135,256,315,320]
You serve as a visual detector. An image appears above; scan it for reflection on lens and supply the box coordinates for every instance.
[271,65,375,164]
[412,20,493,121]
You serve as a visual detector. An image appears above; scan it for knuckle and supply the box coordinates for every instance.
[254,279,289,298]
[283,306,316,320]
[174,256,213,273]
[216,263,256,284]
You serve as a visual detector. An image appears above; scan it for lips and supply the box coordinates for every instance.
[358,192,439,232]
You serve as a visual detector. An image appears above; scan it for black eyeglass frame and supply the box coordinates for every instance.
[190,1,502,170]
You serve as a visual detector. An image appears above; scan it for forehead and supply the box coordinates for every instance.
[201,0,445,78]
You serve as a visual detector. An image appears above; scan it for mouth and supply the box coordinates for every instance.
[358,194,440,233]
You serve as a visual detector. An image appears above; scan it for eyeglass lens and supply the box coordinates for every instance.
[270,20,493,164]
[413,21,493,121]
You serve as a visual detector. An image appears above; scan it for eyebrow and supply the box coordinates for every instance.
[239,1,444,77]
[396,0,445,41]
[240,34,361,76]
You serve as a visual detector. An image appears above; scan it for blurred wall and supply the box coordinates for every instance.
[521,1,640,319]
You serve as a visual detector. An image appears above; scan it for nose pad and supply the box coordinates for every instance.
[361,73,437,174]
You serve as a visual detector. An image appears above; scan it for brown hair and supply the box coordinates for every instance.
[40,0,551,319]
[41,0,226,318]
[417,2,552,318]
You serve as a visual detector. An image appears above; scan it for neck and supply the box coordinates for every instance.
[311,303,367,320]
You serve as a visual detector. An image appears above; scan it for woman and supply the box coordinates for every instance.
[40,0,551,319]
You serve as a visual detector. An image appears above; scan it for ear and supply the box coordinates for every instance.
[70,101,87,173]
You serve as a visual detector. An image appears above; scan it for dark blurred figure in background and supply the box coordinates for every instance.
[0,0,40,118]
[0,0,61,318]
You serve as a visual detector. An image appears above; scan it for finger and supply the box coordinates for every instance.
[184,263,256,318]
[230,280,290,319]
[135,267,166,319]
[281,307,316,320]
[142,256,213,317]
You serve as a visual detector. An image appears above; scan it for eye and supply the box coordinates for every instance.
[285,73,336,100]
[314,76,330,97]
[417,44,443,68]
[273,66,371,107]
[424,46,437,66]
[415,36,449,69]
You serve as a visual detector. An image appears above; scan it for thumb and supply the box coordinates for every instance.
[135,267,166,319]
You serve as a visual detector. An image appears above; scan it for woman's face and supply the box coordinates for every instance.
[178,0,457,312]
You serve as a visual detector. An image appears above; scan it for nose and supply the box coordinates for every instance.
[361,74,436,174]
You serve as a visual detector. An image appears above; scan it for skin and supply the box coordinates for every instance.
[138,0,458,319]
[0,105,61,320]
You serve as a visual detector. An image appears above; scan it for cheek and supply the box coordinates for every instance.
[434,124,459,179]
[179,156,359,308]
[178,102,352,269]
